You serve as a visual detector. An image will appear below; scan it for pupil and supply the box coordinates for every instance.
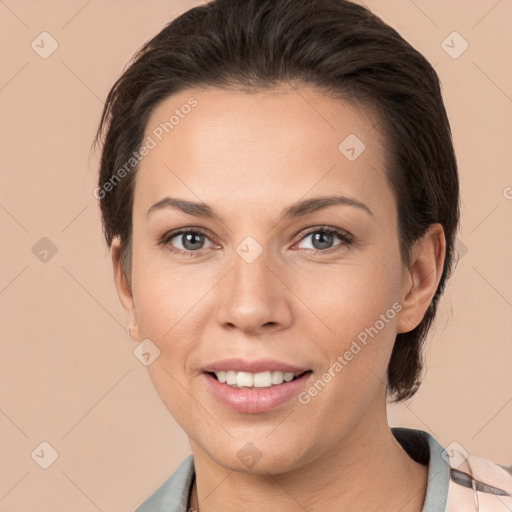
[184,233,203,250]
[313,232,332,250]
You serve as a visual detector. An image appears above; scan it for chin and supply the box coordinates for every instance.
[203,438,310,475]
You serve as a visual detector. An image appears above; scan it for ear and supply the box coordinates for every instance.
[396,223,446,334]
[112,237,140,342]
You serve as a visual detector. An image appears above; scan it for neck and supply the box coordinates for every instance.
[189,398,428,512]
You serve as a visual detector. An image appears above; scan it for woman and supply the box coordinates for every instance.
[94,0,512,510]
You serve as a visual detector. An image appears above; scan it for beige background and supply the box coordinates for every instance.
[1,1,511,510]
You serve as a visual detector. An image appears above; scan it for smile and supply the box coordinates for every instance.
[211,370,307,388]
[203,370,313,413]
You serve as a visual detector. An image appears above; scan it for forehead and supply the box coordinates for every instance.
[134,84,391,218]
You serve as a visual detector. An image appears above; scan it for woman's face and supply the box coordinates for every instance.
[117,84,427,473]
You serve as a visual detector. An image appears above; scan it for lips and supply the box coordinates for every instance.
[201,357,313,413]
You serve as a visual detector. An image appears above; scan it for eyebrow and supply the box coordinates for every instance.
[147,194,373,222]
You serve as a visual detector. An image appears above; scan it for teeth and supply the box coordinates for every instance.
[253,371,271,387]
[237,372,253,387]
[272,371,284,384]
[212,370,302,388]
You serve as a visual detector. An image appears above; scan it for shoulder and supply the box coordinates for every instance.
[444,444,512,512]
[135,454,195,512]
[391,427,512,511]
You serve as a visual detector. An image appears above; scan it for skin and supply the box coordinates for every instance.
[112,84,445,512]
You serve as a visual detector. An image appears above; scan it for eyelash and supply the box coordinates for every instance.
[158,226,354,257]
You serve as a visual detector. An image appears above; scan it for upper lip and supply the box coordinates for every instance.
[203,357,310,374]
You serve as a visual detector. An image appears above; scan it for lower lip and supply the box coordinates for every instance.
[202,372,313,414]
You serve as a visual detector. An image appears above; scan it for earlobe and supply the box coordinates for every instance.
[112,237,140,342]
[128,323,140,342]
[396,224,446,334]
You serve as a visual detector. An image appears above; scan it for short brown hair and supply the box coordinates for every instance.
[95,0,460,403]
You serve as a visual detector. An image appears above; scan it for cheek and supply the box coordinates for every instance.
[295,270,401,421]
[298,255,401,331]
[133,273,201,365]
[130,246,216,390]
[130,242,199,336]
[132,266,203,424]
[297,256,402,377]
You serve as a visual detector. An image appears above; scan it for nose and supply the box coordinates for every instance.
[214,242,293,335]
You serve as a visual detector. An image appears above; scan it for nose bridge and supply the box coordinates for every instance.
[230,237,273,309]
[215,234,291,332]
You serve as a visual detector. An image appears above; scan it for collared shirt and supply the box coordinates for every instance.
[135,427,512,512]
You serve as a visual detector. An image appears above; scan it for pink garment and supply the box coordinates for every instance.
[445,445,512,511]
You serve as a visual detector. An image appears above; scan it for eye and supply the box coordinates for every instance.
[295,226,353,253]
[159,228,214,255]
[158,225,353,256]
